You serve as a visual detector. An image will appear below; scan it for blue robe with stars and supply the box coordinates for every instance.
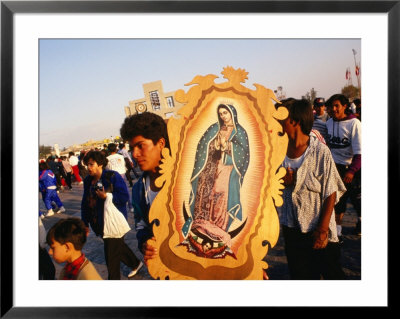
[181,104,250,239]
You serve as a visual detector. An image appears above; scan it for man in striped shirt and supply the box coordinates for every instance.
[312,97,329,141]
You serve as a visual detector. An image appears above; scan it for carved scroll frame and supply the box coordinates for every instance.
[147,67,288,280]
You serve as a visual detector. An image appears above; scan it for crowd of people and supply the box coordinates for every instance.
[39,93,361,280]
[274,95,361,280]
[39,143,144,279]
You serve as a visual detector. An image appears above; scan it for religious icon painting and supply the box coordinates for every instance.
[180,102,250,259]
[147,66,289,279]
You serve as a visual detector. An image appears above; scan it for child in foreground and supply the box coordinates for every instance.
[46,218,102,280]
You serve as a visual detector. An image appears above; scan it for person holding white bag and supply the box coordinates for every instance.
[81,150,143,280]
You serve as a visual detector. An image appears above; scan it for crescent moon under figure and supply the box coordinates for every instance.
[181,104,250,259]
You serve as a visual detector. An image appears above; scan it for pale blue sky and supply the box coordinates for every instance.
[39,39,361,148]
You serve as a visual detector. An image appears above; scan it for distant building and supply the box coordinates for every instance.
[124,80,185,120]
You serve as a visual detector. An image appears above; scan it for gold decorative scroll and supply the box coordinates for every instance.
[147,66,288,279]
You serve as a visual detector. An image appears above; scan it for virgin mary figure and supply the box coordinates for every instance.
[181,104,250,258]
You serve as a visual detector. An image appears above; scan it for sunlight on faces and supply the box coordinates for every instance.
[86,158,103,177]
[129,135,165,173]
[48,240,69,264]
[331,100,348,120]
[280,117,297,140]
[12,9,386,307]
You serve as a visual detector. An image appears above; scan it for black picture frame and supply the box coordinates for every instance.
[1,0,396,317]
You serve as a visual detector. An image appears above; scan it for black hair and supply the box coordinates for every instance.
[83,150,108,167]
[100,149,109,157]
[218,104,230,112]
[107,143,117,153]
[278,98,314,135]
[326,94,353,115]
[326,94,350,108]
[119,143,125,150]
[46,218,87,250]
[120,112,170,149]
[275,97,296,110]
[39,162,49,171]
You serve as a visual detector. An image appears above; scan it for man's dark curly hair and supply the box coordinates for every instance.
[82,150,108,167]
[120,112,170,149]
[46,218,87,250]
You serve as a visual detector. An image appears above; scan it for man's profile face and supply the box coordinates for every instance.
[129,135,164,173]
[279,113,297,140]
[48,239,69,264]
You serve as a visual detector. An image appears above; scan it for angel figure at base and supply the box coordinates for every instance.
[181,104,250,258]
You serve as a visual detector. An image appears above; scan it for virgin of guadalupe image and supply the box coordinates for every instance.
[181,104,250,259]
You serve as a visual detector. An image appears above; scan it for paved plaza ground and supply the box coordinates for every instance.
[40,178,361,280]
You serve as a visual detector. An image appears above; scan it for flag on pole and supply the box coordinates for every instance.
[346,68,350,80]
[355,64,360,76]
